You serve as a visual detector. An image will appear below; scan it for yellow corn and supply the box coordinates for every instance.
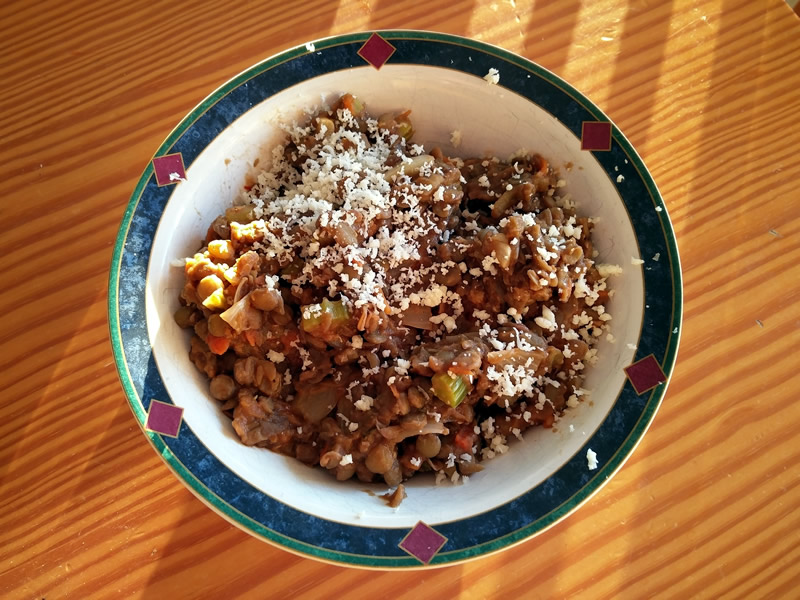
[197,274,223,301]
[202,289,227,310]
[208,239,235,261]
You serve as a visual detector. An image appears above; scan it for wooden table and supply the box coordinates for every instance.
[3,0,799,597]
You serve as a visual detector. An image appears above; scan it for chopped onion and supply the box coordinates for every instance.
[220,292,262,333]
[378,421,449,443]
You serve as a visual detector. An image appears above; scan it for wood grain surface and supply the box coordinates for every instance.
[2,0,799,597]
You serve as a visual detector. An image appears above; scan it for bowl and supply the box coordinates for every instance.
[109,30,682,568]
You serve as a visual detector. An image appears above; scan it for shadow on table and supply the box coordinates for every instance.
[368,0,477,36]
[0,285,107,492]
[593,1,777,596]
[603,1,676,134]
[523,0,583,75]
[653,3,783,596]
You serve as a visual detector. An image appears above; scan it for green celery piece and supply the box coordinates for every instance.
[301,298,349,331]
[432,373,471,408]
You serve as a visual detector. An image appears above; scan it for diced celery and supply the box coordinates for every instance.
[301,298,350,331]
[225,204,255,224]
[341,94,364,117]
[432,373,471,408]
[395,120,413,140]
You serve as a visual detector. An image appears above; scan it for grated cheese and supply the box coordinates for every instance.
[267,350,285,363]
[355,395,374,411]
[586,449,598,470]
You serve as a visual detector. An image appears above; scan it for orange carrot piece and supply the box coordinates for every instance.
[207,335,230,355]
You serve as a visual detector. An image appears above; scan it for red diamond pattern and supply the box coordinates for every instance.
[399,521,448,564]
[152,153,186,187]
[357,33,396,70]
[581,121,612,151]
[624,355,667,395]
[145,399,184,438]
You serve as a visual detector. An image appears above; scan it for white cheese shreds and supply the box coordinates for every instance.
[587,449,598,470]
[340,454,354,466]
[267,350,285,363]
[484,68,500,84]
[395,359,410,375]
[597,263,623,278]
[354,395,374,411]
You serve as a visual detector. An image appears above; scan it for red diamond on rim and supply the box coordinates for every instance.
[152,153,186,186]
[399,521,448,564]
[624,355,667,395]
[581,121,612,151]
[357,33,396,70]
[145,399,184,438]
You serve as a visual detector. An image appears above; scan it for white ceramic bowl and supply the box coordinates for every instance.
[110,31,681,568]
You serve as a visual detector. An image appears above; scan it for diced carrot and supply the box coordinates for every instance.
[280,330,299,353]
[206,335,230,355]
[538,156,549,174]
[454,426,474,451]
[341,93,364,116]
[446,363,474,376]
[342,94,354,112]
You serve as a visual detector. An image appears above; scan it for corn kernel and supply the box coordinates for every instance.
[197,274,223,301]
[208,240,235,261]
[202,289,227,310]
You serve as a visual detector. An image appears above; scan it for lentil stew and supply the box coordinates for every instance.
[174,94,615,493]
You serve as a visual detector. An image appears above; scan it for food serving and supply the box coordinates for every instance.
[174,93,616,499]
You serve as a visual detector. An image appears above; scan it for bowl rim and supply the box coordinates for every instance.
[108,29,682,569]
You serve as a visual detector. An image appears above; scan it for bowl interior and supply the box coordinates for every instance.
[145,65,643,528]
